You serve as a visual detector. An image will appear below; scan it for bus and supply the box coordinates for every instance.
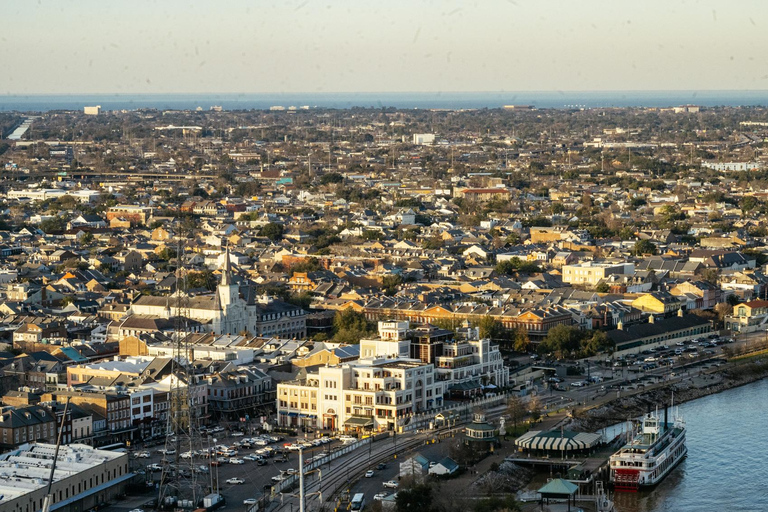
[99,443,127,453]
[350,493,365,511]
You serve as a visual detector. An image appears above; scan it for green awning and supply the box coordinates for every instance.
[344,416,374,427]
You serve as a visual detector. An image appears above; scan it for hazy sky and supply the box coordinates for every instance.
[2,0,768,94]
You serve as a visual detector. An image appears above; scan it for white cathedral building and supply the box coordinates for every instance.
[129,251,307,338]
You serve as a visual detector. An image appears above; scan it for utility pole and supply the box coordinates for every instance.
[299,447,305,512]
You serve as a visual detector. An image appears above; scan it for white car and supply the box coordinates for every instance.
[226,477,245,485]
[231,431,244,437]
[271,475,286,482]
[228,458,245,464]
[135,451,150,459]
[365,470,375,478]
[383,480,399,489]
[339,435,356,444]
[243,498,258,506]
[373,493,387,501]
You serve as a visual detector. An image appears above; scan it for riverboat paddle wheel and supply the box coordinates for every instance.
[613,468,640,491]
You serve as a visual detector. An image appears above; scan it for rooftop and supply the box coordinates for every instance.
[0,443,126,504]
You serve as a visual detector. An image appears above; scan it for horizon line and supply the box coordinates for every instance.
[5,89,768,97]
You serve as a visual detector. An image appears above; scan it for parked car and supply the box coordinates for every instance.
[243,498,259,505]
[226,477,245,484]
[373,493,387,501]
[229,458,245,464]
[383,480,399,489]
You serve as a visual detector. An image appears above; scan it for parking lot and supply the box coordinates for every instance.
[112,427,348,511]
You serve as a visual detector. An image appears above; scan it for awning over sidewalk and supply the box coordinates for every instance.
[344,416,374,427]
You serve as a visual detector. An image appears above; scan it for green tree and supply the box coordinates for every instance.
[186,270,216,291]
[595,282,610,293]
[320,172,344,185]
[512,326,530,352]
[633,239,657,256]
[382,274,403,295]
[474,495,521,512]
[740,195,759,215]
[477,316,505,340]
[582,330,614,356]
[396,484,434,512]
[332,309,374,343]
[539,324,582,358]
[39,216,67,234]
[157,247,178,262]
[260,222,284,242]
[289,257,321,274]
[421,234,443,250]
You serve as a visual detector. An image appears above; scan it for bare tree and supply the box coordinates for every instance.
[506,395,526,434]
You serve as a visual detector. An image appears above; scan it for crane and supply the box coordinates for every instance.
[41,397,71,512]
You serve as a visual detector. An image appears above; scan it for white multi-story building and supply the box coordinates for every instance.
[276,322,509,432]
[434,337,509,391]
[277,358,443,432]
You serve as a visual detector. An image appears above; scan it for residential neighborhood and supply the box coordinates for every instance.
[1,103,768,511]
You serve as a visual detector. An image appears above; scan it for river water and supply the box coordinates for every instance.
[612,378,768,512]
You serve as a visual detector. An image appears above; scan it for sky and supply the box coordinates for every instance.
[2,0,768,95]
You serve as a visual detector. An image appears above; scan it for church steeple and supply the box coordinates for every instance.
[221,246,232,286]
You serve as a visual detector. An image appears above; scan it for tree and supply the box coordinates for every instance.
[740,195,759,215]
[39,216,67,234]
[260,222,284,242]
[633,239,657,256]
[474,495,521,512]
[477,316,505,340]
[421,234,443,250]
[582,330,614,356]
[289,257,321,274]
[595,282,610,293]
[396,483,434,512]
[512,326,530,353]
[701,268,720,285]
[528,395,542,422]
[157,247,178,262]
[506,395,526,432]
[539,324,582,358]
[320,172,344,185]
[186,270,216,291]
[382,274,403,295]
[332,309,374,343]
[79,232,94,245]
